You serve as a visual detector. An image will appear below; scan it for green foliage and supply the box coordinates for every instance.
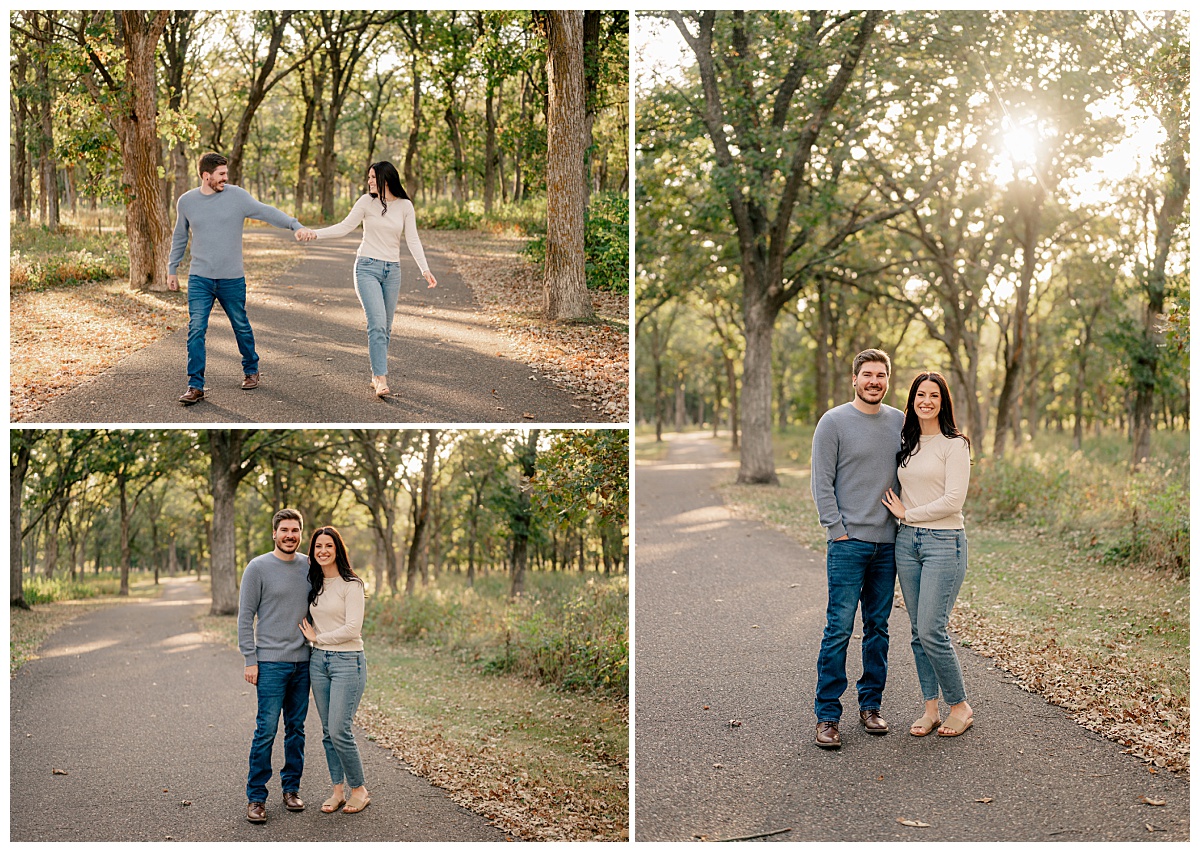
[525,191,630,293]
[364,572,628,699]
[10,219,129,289]
[535,430,629,527]
[22,573,124,605]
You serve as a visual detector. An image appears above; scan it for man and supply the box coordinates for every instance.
[238,508,311,823]
[810,349,905,749]
[168,152,316,405]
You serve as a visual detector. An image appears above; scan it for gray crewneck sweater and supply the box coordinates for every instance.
[168,185,301,278]
[810,402,905,543]
[237,551,312,666]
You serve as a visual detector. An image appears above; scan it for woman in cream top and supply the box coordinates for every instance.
[300,160,437,398]
[882,371,975,739]
[299,526,370,814]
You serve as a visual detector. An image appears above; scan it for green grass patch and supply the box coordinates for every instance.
[10,217,129,291]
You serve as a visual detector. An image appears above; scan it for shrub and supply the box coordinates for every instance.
[22,576,108,605]
[524,191,629,293]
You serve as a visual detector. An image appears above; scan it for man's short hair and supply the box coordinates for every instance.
[272,508,303,531]
[198,152,228,178]
[852,348,892,377]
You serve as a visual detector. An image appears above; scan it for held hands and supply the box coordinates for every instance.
[299,619,317,642]
[882,488,906,521]
[423,270,437,289]
[295,228,317,242]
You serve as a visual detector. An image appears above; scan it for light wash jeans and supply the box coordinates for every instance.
[353,256,401,376]
[894,525,968,705]
[186,275,258,389]
[814,538,896,723]
[309,650,367,789]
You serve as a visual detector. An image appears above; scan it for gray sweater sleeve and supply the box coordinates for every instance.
[168,199,190,275]
[237,561,262,666]
[810,415,847,540]
[241,193,301,231]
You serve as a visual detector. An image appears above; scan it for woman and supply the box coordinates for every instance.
[298,526,370,813]
[881,371,974,738]
[300,161,437,398]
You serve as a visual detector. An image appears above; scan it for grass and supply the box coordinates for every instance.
[10,574,163,676]
[707,425,1190,770]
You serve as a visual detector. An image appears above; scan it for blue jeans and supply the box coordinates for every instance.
[246,660,310,803]
[186,275,258,389]
[894,526,968,705]
[309,650,368,789]
[353,257,401,376]
[814,539,896,722]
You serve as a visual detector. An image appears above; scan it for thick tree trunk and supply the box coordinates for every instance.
[508,430,539,600]
[443,95,466,204]
[405,431,438,595]
[11,48,31,221]
[542,11,593,321]
[208,430,253,616]
[738,297,777,483]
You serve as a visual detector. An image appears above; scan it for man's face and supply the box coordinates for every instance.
[853,361,889,405]
[273,520,302,554]
[202,165,229,192]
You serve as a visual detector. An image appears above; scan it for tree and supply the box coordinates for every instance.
[539,11,593,321]
[204,430,263,615]
[70,11,173,291]
[508,429,540,599]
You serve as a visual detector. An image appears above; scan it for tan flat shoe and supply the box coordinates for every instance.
[321,795,346,813]
[937,713,973,737]
[909,713,941,737]
[343,792,371,814]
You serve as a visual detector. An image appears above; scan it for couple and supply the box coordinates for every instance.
[810,348,974,749]
[237,509,370,823]
[168,152,436,405]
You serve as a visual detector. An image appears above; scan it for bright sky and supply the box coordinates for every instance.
[633,13,690,97]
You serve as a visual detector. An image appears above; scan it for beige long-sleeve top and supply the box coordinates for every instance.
[313,194,430,274]
[897,433,971,529]
[308,575,365,652]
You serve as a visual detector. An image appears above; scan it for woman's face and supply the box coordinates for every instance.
[313,533,338,569]
[913,379,942,426]
[367,169,377,195]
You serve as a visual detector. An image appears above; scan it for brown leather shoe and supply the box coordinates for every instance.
[241,373,260,390]
[178,387,204,405]
[860,709,889,734]
[815,721,841,749]
[283,791,305,811]
[247,801,267,823]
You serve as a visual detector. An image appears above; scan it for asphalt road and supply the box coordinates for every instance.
[633,432,1189,842]
[9,577,509,842]
[21,230,595,424]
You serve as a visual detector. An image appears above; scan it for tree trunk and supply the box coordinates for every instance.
[118,473,131,596]
[404,62,421,195]
[208,430,255,615]
[542,12,593,321]
[405,430,438,595]
[11,439,32,609]
[11,47,31,222]
[739,296,777,483]
[484,74,498,214]
[508,429,539,599]
[35,25,59,231]
[443,95,466,204]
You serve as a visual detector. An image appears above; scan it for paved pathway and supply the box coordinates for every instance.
[634,432,1188,842]
[10,577,509,842]
[22,231,597,424]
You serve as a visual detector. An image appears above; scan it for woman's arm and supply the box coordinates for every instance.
[901,437,971,525]
[401,201,432,276]
[314,582,365,646]
[312,196,368,241]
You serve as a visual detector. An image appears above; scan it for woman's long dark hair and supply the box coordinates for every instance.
[306,526,366,606]
[897,371,970,468]
[368,161,409,215]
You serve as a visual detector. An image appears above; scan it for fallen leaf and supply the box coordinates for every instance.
[1140,796,1166,806]
[896,818,931,828]
[52,769,68,776]
[1146,824,1166,832]
[975,797,994,804]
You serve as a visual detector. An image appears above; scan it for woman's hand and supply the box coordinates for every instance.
[882,488,906,521]
[423,270,437,289]
[299,620,317,642]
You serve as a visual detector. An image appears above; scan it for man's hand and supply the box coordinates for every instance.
[167,274,179,291]
[295,228,317,242]
[244,665,258,685]
[834,535,849,541]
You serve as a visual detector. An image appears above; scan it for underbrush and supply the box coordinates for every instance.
[10,219,129,290]
[20,572,131,605]
[525,191,629,293]
[364,571,628,699]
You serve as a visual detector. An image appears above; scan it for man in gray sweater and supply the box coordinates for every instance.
[168,152,315,405]
[809,349,904,749]
[238,508,311,823]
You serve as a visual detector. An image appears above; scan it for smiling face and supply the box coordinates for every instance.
[273,519,302,556]
[852,360,890,408]
[202,164,229,192]
[913,379,943,429]
[312,533,338,570]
